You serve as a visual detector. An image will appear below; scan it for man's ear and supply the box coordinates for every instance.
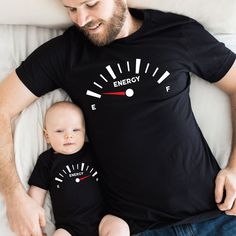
[43,128,50,144]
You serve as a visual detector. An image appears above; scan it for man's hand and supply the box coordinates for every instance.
[215,167,236,215]
[5,186,46,236]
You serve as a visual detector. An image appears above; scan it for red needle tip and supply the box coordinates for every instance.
[103,91,126,96]
[79,175,90,181]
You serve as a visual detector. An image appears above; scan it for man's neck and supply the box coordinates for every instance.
[116,11,143,39]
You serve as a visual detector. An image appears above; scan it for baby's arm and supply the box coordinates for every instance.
[28,186,47,236]
[28,185,47,206]
[99,214,130,236]
[29,187,70,236]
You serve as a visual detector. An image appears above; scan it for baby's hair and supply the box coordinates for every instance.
[44,101,85,129]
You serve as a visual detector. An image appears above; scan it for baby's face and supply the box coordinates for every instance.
[45,105,85,155]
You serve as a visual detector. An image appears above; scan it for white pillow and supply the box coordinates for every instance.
[129,0,236,33]
[0,0,71,29]
[0,0,236,33]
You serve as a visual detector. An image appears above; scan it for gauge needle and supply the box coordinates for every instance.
[75,175,91,183]
[79,175,90,181]
[103,91,125,95]
[102,88,134,97]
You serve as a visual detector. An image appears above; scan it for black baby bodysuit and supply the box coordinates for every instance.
[29,143,104,236]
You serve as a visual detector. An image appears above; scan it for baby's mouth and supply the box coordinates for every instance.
[63,143,75,146]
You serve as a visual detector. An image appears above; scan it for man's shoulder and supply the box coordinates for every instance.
[36,25,82,52]
[142,8,199,29]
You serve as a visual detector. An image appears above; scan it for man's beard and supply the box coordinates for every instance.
[76,0,127,46]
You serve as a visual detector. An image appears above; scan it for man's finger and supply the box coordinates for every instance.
[217,188,235,211]
[39,211,46,228]
[31,223,43,236]
[225,199,236,215]
[215,174,225,203]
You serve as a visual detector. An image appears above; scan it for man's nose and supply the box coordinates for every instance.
[75,10,91,27]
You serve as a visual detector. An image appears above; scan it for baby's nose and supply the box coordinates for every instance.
[65,133,73,139]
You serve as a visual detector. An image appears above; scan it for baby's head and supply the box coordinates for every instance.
[44,101,85,155]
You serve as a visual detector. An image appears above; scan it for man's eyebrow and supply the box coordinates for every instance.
[63,0,91,8]
[63,5,72,8]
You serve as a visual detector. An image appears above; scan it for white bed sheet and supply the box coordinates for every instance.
[0,24,236,235]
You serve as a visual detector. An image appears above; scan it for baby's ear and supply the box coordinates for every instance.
[43,128,50,144]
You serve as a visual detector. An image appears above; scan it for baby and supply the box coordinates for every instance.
[28,101,130,236]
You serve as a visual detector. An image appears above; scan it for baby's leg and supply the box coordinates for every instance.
[53,228,72,236]
[99,214,130,236]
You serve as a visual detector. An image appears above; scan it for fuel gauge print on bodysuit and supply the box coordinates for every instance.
[86,58,171,111]
[54,162,98,189]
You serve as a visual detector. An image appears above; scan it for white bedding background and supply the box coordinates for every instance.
[0,1,236,235]
[0,26,66,236]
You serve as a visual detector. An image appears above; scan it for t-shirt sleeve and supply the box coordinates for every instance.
[182,20,236,83]
[28,153,51,190]
[15,33,68,97]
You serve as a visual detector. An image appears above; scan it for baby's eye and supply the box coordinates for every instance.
[55,130,63,133]
[73,129,80,132]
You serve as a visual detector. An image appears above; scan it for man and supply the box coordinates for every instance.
[0,0,236,235]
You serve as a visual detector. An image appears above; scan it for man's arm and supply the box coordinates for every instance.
[0,71,46,236]
[214,60,236,215]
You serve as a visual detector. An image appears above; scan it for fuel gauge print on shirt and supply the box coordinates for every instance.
[86,58,170,111]
[54,162,99,189]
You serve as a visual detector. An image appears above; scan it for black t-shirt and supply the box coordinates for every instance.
[18,9,236,234]
[28,143,104,236]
